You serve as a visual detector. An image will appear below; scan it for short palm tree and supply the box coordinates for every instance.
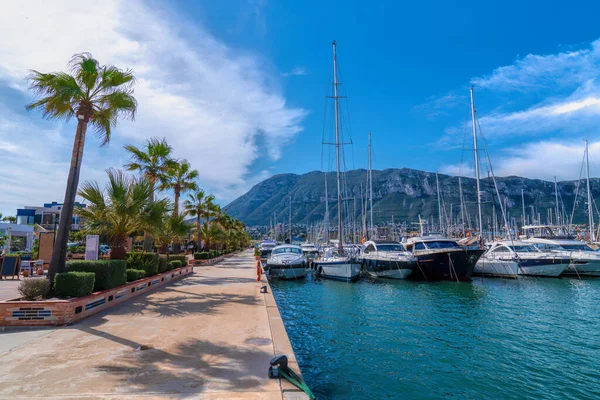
[161,160,198,217]
[26,53,137,281]
[154,214,192,254]
[124,137,173,251]
[77,169,168,259]
[184,190,206,249]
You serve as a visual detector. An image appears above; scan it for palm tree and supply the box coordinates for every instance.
[161,160,198,217]
[124,137,173,251]
[154,214,192,254]
[26,53,137,282]
[184,189,205,251]
[2,216,16,223]
[77,169,168,259]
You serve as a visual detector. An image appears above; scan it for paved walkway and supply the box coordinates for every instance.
[0,278,21,301]
[0,251,294,399]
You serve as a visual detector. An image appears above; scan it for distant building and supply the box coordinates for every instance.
[16,201,86,231]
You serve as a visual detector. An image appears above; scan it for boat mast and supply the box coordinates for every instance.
[554,176,560,226]
[332,40,343,253]
[458,176,466,236]
[585,139,595,242]
[436,172,443,235]
[470,87,484,242]
[288,195,292,244]
[324,174,329,243]
[368,132,374,239]
[521,189,526,229]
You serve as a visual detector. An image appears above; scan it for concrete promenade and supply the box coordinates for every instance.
[0,251,307,399]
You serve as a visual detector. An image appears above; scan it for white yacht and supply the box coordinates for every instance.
[522,225,600,277]
[475,244,520,279]
[314,246,361,282]
[484,240,570,277]
[300,243,320,261]
[265,244,308,280]
[360,240,416,279]
[258,239,277,261]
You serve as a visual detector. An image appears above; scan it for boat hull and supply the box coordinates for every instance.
[361,258,415,279]
[564,260,600,276]
[266,262,308,280]
[315,261,361,282]
[518,259,568,277]
[410,249,484,281]
[474,258,519,279]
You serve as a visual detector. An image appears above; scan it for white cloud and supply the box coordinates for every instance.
[471,40,600,91]
[282,67,308,77]
[441,140,600,183]
[0,0,305,215]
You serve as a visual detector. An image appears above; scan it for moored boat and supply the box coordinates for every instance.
[258,239,277,261]
[404,236,483,281]
[360,240,416,279]
[522,225,600,277]
[265,244,308,280]
[485,240,569,277]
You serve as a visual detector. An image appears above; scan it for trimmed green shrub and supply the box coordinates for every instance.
[126,252,159,277]
[169,255,187,267]
[167,261,175,271]
[126,269,146,282]
[194,252,209,260]
[54,272,95,298]
[18,278,50,300]
[158,255,169,273]
[66,260,127,291]
[171,260,182,269]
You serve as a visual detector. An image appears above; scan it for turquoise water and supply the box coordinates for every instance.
[270,277,600,399]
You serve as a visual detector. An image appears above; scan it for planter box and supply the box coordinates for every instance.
[0,265,193,327]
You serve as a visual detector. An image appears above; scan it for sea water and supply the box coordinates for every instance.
[270,276,600,399]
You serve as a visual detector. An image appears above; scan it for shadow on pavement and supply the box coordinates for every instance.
[95,338,272,394]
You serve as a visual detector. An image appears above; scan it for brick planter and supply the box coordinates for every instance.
[0,266,193,327]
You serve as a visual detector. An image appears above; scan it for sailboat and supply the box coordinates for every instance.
[314,41,361,282]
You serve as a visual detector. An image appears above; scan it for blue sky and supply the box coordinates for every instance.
[2,0,600,216]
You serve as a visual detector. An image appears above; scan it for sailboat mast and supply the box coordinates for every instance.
[436,172,443,235]
[458,175,466,235]
[521,189,526,229]
[289,195,292,243]
[368,132,374,238]
[585,139,595,241]
[554,176,560,226]
[332,40,343,252]
[470,87,484,241]
[324,174,329,242]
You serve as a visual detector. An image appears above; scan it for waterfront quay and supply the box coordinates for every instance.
[0,251,307,399]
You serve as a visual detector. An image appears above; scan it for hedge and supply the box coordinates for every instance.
[169,255,188,267]
[170,260,182,269]
[126,268,146,282]
[66,260,127,292]
[158,255,169,273]
[194,252,209,260]
[126,252,159,277]
[54,272,95,298]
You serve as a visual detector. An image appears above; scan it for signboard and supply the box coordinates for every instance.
[85,235,99,260]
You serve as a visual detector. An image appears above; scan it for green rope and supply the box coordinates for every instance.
[279,368,316,399]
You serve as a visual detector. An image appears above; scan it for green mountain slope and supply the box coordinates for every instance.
[225,168,597,227]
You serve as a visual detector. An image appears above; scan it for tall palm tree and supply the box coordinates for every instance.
[124,137,173,251]
[154,214,192,254]
[161,160,198,217]
[77,169,168,259]
[26,53,137,282]
[184,189,205,250]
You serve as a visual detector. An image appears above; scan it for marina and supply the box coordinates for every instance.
[271,274,600,400]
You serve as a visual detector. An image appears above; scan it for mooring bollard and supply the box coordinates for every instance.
[256,260,262,281]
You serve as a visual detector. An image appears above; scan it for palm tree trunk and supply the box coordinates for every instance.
[48,118,88,285]
[143,181,154,252]
[196,214,201,251]
[173,188,180,217]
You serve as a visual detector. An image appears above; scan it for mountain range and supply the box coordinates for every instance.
[224,168,599,228]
